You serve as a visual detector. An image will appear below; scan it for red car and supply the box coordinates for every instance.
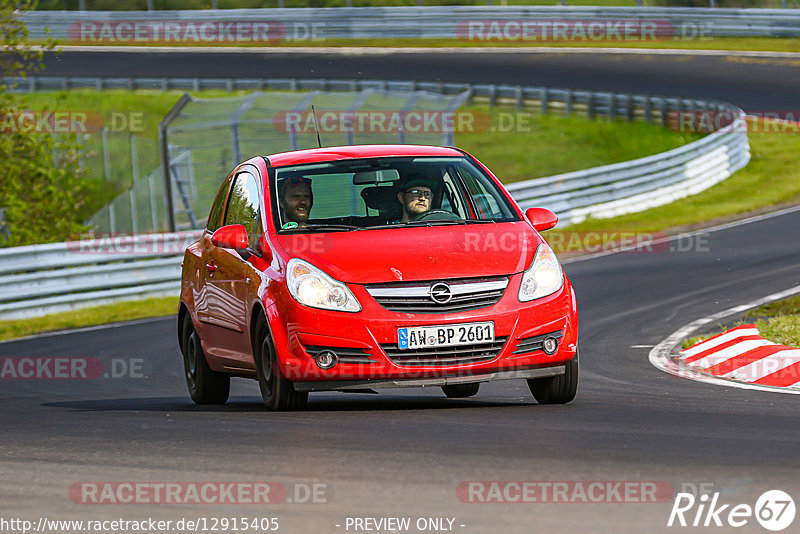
[178,145,578,410]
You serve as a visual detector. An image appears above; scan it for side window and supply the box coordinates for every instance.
[440,170,467,218]
[206,178,231,232]
[223,171,261,245]
[456,166,515,220]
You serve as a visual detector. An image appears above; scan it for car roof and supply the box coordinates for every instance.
[264,144,465,167]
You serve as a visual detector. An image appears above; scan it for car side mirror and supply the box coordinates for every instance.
[525,207,558,232]
[211,224,249,252]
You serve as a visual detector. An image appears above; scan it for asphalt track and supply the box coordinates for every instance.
[1,49,799,533]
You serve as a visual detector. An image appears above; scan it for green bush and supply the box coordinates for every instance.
[0,0,94,247]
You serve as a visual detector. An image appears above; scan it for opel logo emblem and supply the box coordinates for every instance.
[429,282,453,304]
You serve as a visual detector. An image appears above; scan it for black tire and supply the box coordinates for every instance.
[181,314,230,405]
[442,382,480,398]
[254,316,308,411]
[527,350,579,405]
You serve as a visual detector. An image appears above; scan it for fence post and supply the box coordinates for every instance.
[130,134,139,187]
[51,133,58,167]
[608,93,615,121]
[130,135,139,233]
[109,202,116,235]
[565,89,573,117]
[587,92,595,120]
[149,173,159,232]
[540,88,549,115]
[625,94,634,122]
[0,207,9,244]
[102,127,111,182]
[129,188,137,234]
[159,94,192,233]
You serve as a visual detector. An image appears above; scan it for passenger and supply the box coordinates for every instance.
[279,176,313,228]
[396,174,436,222]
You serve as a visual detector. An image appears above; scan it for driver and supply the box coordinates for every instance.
[396,174,436,222]
[279,176,313,228]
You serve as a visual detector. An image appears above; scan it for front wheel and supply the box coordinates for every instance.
[442,383,480,398]
[254,316,307,411]
[181,314,230,405]
[527,350,579,405]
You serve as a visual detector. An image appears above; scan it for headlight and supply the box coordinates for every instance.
[286,259,361,312]
[518,243,564,302]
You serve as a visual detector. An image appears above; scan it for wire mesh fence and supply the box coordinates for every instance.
[86,88,471,234]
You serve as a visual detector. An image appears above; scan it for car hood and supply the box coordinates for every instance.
[275,222,542,284]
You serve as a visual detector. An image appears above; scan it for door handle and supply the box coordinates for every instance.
[206,262,217,273]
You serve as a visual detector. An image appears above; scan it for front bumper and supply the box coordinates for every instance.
[267,273,578,384]
[293,365,565,392]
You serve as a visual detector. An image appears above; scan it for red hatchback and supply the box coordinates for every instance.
[178,145,578,410]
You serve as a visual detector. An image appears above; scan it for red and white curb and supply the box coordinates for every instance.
[649,284,800,395]
[678,324,800,390]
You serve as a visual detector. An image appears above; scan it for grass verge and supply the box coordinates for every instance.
[682,296,800,349]
[747,295,800,348]
[0,297,178,342]
[562,119,800,235]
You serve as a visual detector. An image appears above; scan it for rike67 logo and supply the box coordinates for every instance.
[668,489,795,531]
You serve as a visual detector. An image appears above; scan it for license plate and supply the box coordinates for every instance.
[397,321,495,350]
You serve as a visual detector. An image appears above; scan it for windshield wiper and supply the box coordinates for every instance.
[365,219,496,229]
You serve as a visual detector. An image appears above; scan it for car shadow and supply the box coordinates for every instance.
[43,394,532,413]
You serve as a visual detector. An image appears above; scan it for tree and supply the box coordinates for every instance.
[0,0,94,246]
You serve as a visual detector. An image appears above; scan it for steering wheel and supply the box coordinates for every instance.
[413,209,462,222]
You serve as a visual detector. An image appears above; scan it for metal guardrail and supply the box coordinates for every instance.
[19,7,800,40]
[508,119,749,222]
[0,233,198,319]
[0,76,749,319]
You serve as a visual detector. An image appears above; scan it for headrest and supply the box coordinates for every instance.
[361,186,401,217]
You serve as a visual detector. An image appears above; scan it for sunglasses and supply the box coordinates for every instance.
[404,189,432,199]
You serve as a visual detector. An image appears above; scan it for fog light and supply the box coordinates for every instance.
[315,350,338,370]
[542,337,559,355]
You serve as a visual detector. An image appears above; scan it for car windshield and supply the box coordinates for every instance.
[269,156,519,232]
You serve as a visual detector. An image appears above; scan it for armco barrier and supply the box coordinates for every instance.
[18,7,800,41]
[507,117,749,222]
[0,232,199,320]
